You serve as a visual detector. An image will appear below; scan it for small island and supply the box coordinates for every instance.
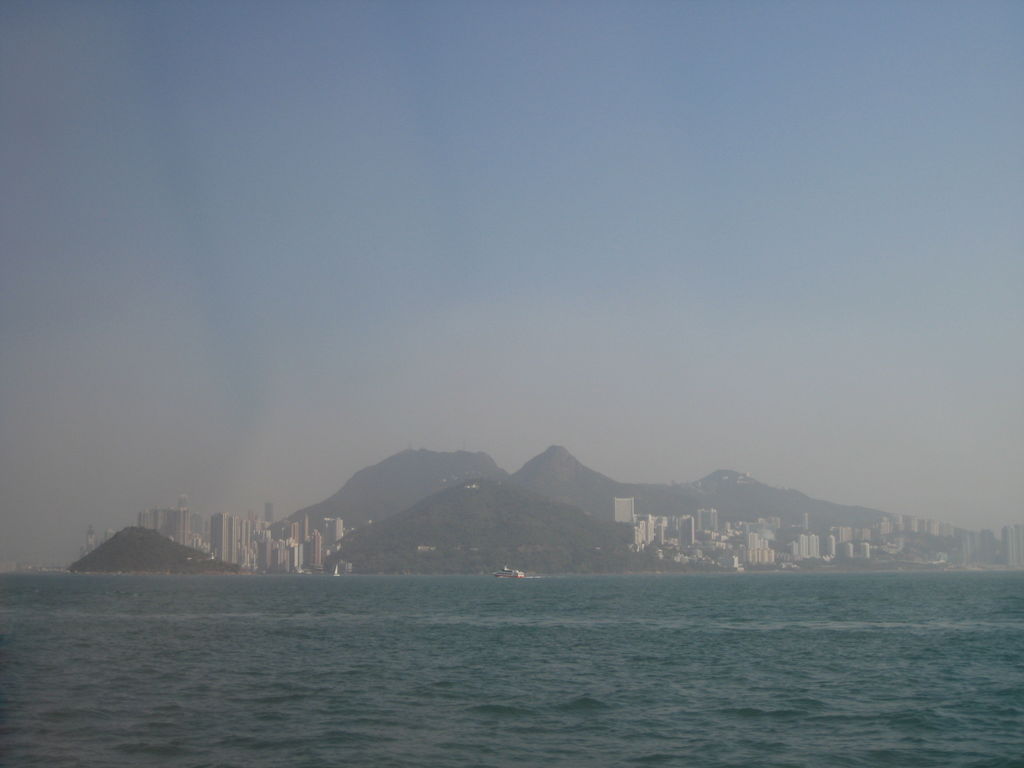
[68,527,240,574]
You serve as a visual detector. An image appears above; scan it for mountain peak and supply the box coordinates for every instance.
[515,445,586,479]
[537,444,578,463]
[693,470,758,493]
[541,445,572,456]
[285,448,508,531]
[704,469,750,482]
[511,446,624,520]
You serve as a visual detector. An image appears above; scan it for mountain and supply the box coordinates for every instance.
[68,527,239,574]
[508,445,700,522]
[331,479,636,574]
[510,445,628,521]
[688,469,882,529]
[509,447,884,530]
[281,449,508,536]
[289,445,888,543]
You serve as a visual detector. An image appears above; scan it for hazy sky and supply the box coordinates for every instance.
[2,0,1022,563]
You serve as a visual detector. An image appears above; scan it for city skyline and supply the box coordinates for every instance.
[2,1,1022,563]
[20,445,1024,569]
[69,484,1024,574]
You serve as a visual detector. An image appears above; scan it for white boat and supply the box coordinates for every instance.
[493,565,526,578]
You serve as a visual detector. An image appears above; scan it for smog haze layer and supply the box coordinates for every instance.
[1,0,1021,564]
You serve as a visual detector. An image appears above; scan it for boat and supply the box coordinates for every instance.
[493,565,526,578]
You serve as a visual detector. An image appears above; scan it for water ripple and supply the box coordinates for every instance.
[2,571,1022,767]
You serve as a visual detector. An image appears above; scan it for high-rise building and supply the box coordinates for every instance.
[208,513,259,567]
[237,517,254,569]
[1005,524,1024,567]
[256,538,273,572]
[635,515,658,548]
[173,497,190,548]
[653,516,668,546]
[707,508,719,533]
[978,529,998,564]
[958,530,975,565]
[746,545,775,565]
[272,542,290,572]
[614,498,636,524]
[825,534,837,558]
[305,529,324,570]
[138,508,158,529]
[138,502,191,547]
[264,502,274,523]
[323,517,344,545]
[746,531,775,565]
[678,515,696,546]
[210,513,235,564]
[807,534,820,558]
[632,516,659,551]
[791,533,820,560]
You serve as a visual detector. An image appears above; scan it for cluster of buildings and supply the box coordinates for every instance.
[130,498,348,573]
[68,494,1024,575]
[614,497,1024,570]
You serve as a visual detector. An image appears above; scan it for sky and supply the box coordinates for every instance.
[2,0,1022,564]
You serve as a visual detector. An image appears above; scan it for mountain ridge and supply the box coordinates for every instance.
[289,445,888,536]
[279,448,508,536]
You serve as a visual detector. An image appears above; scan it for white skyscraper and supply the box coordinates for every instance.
[791,533,820,560]
[614,497,636,524]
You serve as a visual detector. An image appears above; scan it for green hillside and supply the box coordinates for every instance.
[332,479,637,574]
[280,449,508,535]
[69,527,239,574]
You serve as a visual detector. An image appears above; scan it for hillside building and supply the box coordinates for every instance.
[614,497,636,524]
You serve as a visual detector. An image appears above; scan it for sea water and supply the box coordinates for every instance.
[1,571,1022,767]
